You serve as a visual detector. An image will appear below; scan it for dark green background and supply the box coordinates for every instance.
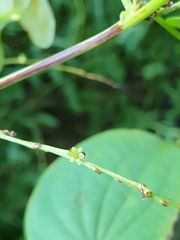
[1,0,180,239]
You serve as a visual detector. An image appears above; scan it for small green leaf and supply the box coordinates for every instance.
[166,16,180,29]
[19,0,56,48]
[24,129,180,240]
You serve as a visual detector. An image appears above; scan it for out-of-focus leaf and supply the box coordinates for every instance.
[166,16,180,29]
[116,22,150,53]
[36,113,60,128]
[0,0,13,12]
[13,0,31,11]
[141,62,167,80]
[62,79,82,112]
[25,129,180,240]
[0,32,4,71]
[19,0,56,48]
[0,0,14,30]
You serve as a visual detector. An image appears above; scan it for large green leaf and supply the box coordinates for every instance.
[19,0,55,48]
[24,129,180,240]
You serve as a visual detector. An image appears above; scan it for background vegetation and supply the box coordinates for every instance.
[1,0,180,239]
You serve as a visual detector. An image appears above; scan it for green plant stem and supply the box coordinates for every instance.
[0,0,168,90]
[81,161,180,210]
[119,0,168,30]
[156,1,180,16]
[0,133,69,159]
[155,16,180,41]
[1,132,180,210]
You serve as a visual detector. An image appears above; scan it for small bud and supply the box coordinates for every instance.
[92,166,101,174]
[115,178,122,183]
[9,131,16,137]
[138,183,146,191]
[2,129,10,135]
[159,199,168,207]
[1,129,16,136]
[18,53,27,64]
[162,1,173,8]
[138,183,152,200]
[32,143,40,149]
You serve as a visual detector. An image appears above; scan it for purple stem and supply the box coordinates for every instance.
[0,23,122,89]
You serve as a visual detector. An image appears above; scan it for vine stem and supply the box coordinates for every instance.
[0,132,69,159]
[3,57,120,88]
[0,0,168,90]
[81,161,180,210]
[0,131,180,210]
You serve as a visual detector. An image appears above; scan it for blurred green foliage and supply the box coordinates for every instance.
[0,0,180,239]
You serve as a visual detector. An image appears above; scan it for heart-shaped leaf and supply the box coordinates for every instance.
[24,129,180,240]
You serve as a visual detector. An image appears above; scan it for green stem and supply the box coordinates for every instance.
[0,133,69,159]
[1,131,180,210]
[155,16,180,41]
[81,161,180,209]
[0,0,168,90]
[156,1,180,16]
[119,0,168,30]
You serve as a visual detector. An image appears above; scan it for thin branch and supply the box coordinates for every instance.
[4,57,120,88]
[0,130,180,210]
[156,1,180,16]
[0,131,69,158]
[54,65,121,88]
[81,161,180,210]
[0,24,122,89]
